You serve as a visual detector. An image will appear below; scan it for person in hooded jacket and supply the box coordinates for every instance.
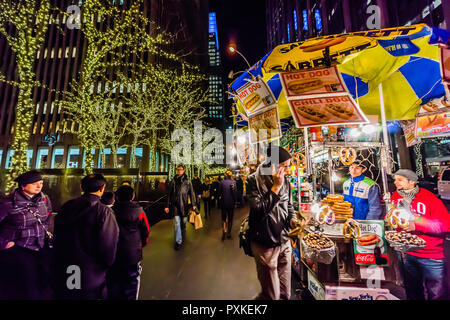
[107,185,150,300]
[218,171,237,240]
[53,174,119,300]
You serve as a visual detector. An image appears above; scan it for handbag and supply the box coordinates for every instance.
[194,213,203,230]
[202,189,210,198]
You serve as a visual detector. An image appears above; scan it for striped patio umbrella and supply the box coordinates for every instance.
[231,24,449,123]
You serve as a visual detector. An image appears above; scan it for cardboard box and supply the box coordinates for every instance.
[324,285,390,300]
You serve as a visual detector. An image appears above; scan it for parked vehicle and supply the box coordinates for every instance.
[438,167,450,200]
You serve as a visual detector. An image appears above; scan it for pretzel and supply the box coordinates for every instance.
[343,218,361,239]
[292,152,306,169]
[315,205,335,225]
[386,207,410,229]
[339,148,357,166]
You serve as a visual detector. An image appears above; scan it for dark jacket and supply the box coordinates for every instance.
[112,201,150,265]
[0,189,52,251]
[166,174,196,217]
[218,177,237,210]
[246,165,296,248]
[202,183,212,199]
[53,194,119,298]
[192,178,203,196]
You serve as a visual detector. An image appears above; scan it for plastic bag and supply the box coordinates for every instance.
[301,238,336,265]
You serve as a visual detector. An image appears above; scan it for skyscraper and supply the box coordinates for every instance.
[207,12,226,129]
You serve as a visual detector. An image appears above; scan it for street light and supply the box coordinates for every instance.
[228,44,251,69]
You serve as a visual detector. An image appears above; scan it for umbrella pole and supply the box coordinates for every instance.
[379,83,392,215]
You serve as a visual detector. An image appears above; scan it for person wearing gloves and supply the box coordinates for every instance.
[343,160,383,220]
[391,169,450,300]
[246,145,298,300]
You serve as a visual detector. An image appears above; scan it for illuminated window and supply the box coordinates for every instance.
[51,147,64,168]
[36,148,49,169]
[5,150,14,169]
[67,146,80,168]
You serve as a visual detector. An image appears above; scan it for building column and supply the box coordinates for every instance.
[342,0,353,32]
[140,145,150,172]
[395,132,412,170]
[442,0,450,29]
[376,0,390,28]
[320,0,328,35]
[306,0,313,38]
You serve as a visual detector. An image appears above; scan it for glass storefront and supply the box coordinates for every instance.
[67,147,81,168]
[51,147,65,168]
[117,148,127,168]
[35,148,49,169]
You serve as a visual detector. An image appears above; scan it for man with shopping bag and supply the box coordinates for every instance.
[165,165,197,251]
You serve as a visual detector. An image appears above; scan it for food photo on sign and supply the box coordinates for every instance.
[288,95,369,127]
[248,106,282,143]
[440,44,450,83]
[235,77,277,116]
[400,119,419,147]
[280,66,347,98]
[234,130,257,165]
[353,221,388,266]
[415,112,450,138]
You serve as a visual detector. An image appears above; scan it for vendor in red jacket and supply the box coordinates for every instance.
[391,169,450,300]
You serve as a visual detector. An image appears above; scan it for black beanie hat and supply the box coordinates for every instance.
[14,170,43,186]
[265,144,292,165]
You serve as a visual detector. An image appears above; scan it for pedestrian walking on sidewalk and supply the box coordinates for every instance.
[165,164,197,251]
[202,178,212,219]
[218,171,237,240]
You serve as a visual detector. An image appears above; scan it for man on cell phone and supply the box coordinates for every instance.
[246,144,298,300]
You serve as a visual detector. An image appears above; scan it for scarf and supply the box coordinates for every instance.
[397,185,420,209]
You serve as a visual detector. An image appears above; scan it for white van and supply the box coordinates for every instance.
[438,167,450,200]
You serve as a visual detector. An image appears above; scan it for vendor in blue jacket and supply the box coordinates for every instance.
[343,160,383,220]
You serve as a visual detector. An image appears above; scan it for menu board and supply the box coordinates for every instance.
[235,77,277,116]
[353,220,388,266]
[248,106,282,143]
[280,66,347,98]
[416,112,450,138]
[288,95,369,128]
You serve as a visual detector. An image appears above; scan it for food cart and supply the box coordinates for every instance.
[230,24,450,300]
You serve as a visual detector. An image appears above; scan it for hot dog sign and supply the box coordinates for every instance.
[235,78,277,116]
[281,66,347,98]
[288,95,369,128]
[353,220,389,266]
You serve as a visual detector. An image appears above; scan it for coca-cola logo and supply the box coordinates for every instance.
[356,254,375,264]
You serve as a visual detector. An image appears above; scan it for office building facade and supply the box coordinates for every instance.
[0,0,208,172]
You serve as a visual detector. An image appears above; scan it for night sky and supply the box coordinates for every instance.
[209,0,267,80]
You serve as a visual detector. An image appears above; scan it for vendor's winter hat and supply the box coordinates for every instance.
[115,185,135,202]
[393,169,418,182]
[352,160,369,169]
[14,170,43,186]
[264,144,292,165]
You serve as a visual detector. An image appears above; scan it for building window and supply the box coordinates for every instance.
[51,147,64,168]
[315,9,322,31]
[36,147,49,169]
[0,149,2,168]
[27,150,33,168]
[98,148,111,168]
[5,149,14,169]
[293,9,298,31]
[67,146,81,168]
[303,10,308,31]
[131,147,143,168]
[117,148,127,168]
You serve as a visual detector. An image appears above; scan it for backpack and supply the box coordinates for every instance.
[239,215,253,257]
